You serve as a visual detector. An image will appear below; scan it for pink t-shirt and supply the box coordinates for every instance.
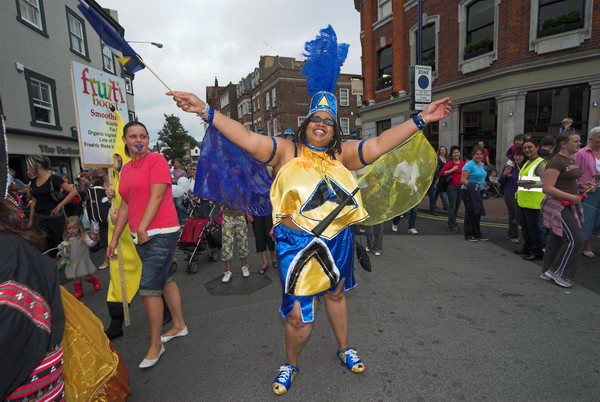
[119,152,179,232]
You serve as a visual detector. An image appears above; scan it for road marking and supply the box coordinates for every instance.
[420,213,508,229]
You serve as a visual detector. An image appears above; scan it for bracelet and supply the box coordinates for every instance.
[412,112,428,130]
[197,104,210,121]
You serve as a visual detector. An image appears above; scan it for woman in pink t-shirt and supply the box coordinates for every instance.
[107,121,188,369]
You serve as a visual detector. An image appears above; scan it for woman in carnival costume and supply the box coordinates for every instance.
[170,26,451,394]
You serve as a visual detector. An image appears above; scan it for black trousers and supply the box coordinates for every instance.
[252,215,275,252]
[37,214,66,255]
[543,207,583,279]
[504,193,520,239]
[462,190,482,239]
[519,207,545,257]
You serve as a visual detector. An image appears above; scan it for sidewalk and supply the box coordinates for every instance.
[82,233,600,401]
[419,193,508,224]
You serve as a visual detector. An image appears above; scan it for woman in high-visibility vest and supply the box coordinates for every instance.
[541,132,596,288]
[515,139,546,260]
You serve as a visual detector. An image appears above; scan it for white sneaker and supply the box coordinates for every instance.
[222,271,232,283]
[582,250,595,258]
[374,251,381,256]
[241,266,250,277]
[509,238,520,244]
[391,224,398,232]
[408,228,418,235]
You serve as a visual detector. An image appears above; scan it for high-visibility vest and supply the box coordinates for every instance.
[516,157,546,209]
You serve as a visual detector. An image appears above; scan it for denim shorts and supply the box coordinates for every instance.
[135,232,178,296]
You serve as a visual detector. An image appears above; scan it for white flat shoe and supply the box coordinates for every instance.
[161,327,189,343]
[583,250,595,258]
[139,344,165,369]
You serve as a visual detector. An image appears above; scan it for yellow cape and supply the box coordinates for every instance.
[106,111,141,303]
[356,131,436,226]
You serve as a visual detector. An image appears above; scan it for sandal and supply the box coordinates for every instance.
[258,265,270,275]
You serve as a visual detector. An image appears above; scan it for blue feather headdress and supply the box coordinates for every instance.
[302,25,349,120]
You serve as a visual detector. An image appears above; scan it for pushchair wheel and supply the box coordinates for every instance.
[170,261,178,273]
[187,261,200,274]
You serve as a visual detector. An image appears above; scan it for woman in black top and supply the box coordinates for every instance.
[27,156,78,253]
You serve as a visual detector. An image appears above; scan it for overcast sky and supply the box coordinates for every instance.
[99,0,362,143]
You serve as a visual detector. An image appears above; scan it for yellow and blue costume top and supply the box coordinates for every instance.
[271,145,368,323]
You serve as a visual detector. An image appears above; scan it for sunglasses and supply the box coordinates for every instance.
[309,115,336,127]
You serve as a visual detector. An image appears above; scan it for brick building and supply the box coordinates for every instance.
[355,0,600,164]
[208,55,362,141]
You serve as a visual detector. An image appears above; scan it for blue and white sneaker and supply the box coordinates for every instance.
[338,347,366,372]
[272,363,299,395]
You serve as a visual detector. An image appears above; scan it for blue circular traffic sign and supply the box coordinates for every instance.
[418,75,429,89]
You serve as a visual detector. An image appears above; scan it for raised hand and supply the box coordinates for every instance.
[421,97,452,123]
[166,91,205,114]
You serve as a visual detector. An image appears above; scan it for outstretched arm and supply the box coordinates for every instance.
[341,98,452,170]
[168,91,290,166]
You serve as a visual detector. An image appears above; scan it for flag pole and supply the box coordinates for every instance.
[137,58,174,93]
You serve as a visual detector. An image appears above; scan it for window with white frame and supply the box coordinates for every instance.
[271,88,277,107]
[220,92,229,108]
[298,116,306,127]
[66,8,87,58]
[266,92,270,110]
[24,70,59,128]
[252,93,260,111]
[128,111,136,122]
[410,17,439,75]
[267,120,273,136]
[458,0,500,74]
[339,88,349,106]
[377,0,392,21]
[101,42,115,73]
[529,0,592,54]
[124,76,133,94]
[17,0,46,34]
[273,118,278,135]
[237,104,243,117]
[340,117,350,135]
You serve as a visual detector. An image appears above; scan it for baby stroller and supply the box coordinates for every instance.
[486,172,502,197]
[177,199,223,274]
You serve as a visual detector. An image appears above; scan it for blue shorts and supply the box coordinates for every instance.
[275,224,356,323]
[135,232,178,296]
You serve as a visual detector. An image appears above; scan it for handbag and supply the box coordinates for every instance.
[355,240,372,272]
[49,175,65,204]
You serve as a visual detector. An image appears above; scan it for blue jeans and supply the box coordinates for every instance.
[135,232,178,296]
[446,185,462,228]
[581,189,600,240]
[392,207,417,229]
[428,186,449,212]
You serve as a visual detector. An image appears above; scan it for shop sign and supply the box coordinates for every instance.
[38,144,79,156]
[71,61,128,167]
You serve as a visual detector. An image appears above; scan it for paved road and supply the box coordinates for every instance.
[81,219,600,401]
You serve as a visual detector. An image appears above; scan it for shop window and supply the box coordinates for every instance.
[376,119,391,135]
[529,0,591,54]
[298,116,306,127]
[339,88,349,106]
[24,69,60,129]
[377,0,392,21]
[340,117,350,135]
[425,121,440,150]
[463,112,481,133]
[524,84,590,141]
[458,0,500,73]
[376,46,392,91]
[101,42,115,74]
[124,76,133,95]
[16,0,47,36]
[66,7,88,59]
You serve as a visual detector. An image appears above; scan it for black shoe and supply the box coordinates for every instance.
[105,325,124,340]
[523,254,543,261]
[514,249,529,255]
[429,211,438,216]
[478,236,489,241]
[466,236,478,242]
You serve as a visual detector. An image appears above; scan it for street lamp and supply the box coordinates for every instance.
[127,41,163,48]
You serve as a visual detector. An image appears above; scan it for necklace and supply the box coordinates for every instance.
[304,142,328,152]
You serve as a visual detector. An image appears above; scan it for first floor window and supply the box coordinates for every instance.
[266,92,270,110]
[377,0,392,21]
[18,0,44,32]
[465,0,495,60]
[271,88,277,106]
[538,0,585,37]
[273,118,278,135]
[420,23,436,70]
[24,70,59,128]
[267,120,272,136]
[102,42,115,73]
[339,88,349,106]
[377,46,392,90]
[340,117,350,135]
[66,8,87,57]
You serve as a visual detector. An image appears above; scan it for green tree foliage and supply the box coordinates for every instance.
[157,114,198,162]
